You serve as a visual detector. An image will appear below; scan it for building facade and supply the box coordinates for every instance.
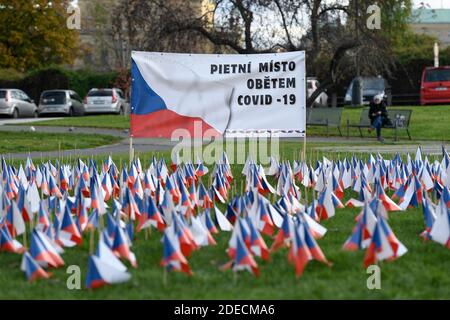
[409,8,450,48]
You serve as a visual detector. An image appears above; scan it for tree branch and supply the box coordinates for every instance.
[232,0,254,52]
[318,5,349,17]
[273,0,297,51]
[307,39,361,108]
[166,22,247,53]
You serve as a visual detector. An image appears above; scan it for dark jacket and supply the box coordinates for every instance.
[368,101,388,125]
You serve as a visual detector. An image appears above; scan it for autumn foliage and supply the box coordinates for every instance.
[0,0,79,71]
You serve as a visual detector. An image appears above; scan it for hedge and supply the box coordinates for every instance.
[0,67,118,102]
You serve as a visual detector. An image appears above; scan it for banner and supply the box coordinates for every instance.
[130,51,305,138]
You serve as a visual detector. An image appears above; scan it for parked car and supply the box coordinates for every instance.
[0,89,38,118]
[420,66,450,105]
[38,90,84,116]
[307,78,328,107]
[83,88,128,115]
[344,76,389,105]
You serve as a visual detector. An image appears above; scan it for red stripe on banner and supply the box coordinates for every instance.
[130,109,221,138]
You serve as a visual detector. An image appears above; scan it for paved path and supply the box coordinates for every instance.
[0,117,63,126]
[0,123,447,160]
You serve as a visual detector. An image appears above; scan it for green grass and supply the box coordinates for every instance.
[0,131,122,154]
[307,105,450,141]
[24,105,450,141]
[28,115,130,130]
[0,142,449,299]
[1,206,449,299]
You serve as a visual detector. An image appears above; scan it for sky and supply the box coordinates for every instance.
[413,0,450,8]
[69,0,449,10]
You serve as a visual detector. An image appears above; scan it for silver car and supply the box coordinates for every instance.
[84,88,128,115]
[0,89,38,118]
[38,90,84,116]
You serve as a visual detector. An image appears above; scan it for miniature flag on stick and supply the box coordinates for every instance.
[160,230,192,276]
[21,251,51,282]
[85,255,131,289]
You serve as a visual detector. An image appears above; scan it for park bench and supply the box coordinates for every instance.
[306,107,343,137]
[347,108,412,141]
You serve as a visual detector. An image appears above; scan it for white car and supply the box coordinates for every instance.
[307,78,328,107]
[83,88,129,115]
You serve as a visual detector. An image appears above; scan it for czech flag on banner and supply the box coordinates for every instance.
[130,51,232,138]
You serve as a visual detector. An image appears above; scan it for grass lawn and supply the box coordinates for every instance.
[1,206,448,299]
[0,131,122,154]
[341,105,450,141]
[0,142,449,299]
[24,105,450,141]
[306,105,450,141]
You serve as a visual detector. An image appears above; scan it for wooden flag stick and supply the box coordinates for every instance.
[304,184,308,204]
[22,224,27,249]
[302,134,307,164]
[209,172,213,189]
[89,228,95,254]
[99,213,104,230]
[163,267,168,287]
[30,212,34,230]
[129,135,134,165]
[58,141,61,164]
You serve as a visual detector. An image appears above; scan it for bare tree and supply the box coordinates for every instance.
[112,0,411,107]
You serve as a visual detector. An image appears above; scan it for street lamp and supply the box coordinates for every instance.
[434,42,439,68]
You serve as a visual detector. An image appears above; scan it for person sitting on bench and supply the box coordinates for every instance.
[368,94,389,142]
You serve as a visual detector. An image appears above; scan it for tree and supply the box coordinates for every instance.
[111,0,215,65]
[0,0,79,71]
[113,0,414,107]
[285,0,413,106]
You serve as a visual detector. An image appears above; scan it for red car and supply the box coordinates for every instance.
[420,66,450,105]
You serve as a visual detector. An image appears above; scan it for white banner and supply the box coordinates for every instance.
[131,51,305,138]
